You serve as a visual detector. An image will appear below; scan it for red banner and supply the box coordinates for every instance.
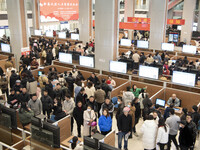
[127,17,151,24]
[167,19,185,25]
[40,0,79,22]
[119,22,150,31]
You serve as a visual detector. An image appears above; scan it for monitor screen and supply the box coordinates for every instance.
[79,56,94,68]
[161,43,174,51]
[168,34,173,42]
[139,65,159,79]
[109,61,127,74]
[71,33,79,40]
[46,31,53,37]
[177,26,182,30]
[156,99,166,107]
[38,71,42,76]
[137,40,149,49]
[34,30,42,36]
[58,32,66,39]
[173,34,178,42]
[120,39,131,47]
[1,43,11,53]
[59,53,72,64]
[182,45,197,54]
[172,71,196,87]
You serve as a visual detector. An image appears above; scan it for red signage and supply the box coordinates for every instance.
[167,19,185,25]
[127,17,151,24]
[119,22,150,31]
[40,0,79,22]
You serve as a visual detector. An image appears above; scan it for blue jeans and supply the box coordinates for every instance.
[118,132,128,149]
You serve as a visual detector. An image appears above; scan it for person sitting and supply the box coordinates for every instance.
[167,94,180,107]
[70,136,83,150]
[163,61,169,70]
[30,57,39,70]
[163,68,170,76]
[106,75,116,89]
[7,89,18,108]
[98,109,112,135]
[76,45,84,56]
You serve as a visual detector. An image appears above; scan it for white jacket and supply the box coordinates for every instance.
[140,120,158,149]
[122,91,135,106]
[85,86,96,99]
[156,126,169,144]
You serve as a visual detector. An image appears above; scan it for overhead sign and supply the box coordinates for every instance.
[167,19,185,25]
[21,47,30,56]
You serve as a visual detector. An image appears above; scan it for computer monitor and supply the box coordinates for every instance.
[109,61,127,74]
[79,56,94,68]
[172,71,196,87]
[59,52,72,64]
[155,99,166,108]
[182,45,197,54]
[46,31,53,37]
[71,33,79,40]
[161,43,174,51]
[83,136,96,150]
[0,104,17,129]
[139,65,159,80]
[99,142,120,150]
[34,30,42,36]
[120,39,132,47]
[137,40,149,49]
[168,34,174,42]
[1,43,11,53]
[58,32,66,39]
[38,71,42,76]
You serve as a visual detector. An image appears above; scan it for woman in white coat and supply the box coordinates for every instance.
[83,105,96,136]
[85,82,96,99]
[156,118,169,150]
[140,115,158,150]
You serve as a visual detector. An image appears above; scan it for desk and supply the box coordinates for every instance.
[61,136,83,148]
[159,105,182,116]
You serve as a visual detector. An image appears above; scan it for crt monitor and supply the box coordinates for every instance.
[0,104,17,129]
[137,40,149,49]
[109,61,127,74]
[34,30,42,36]
[59,52,72,64]
[100,142,120,150]
[139,65,159,80]
[58,32,66,39]
[161,43,174,51]
[71,33,79,40]
[155,99,166,107]
[120,39,132,47]
[46,31,53,37]
[1,43,11,53]
[83,136,96,150]
[172,71,196,87]
[79,56,94,68]
[182,45,197,54]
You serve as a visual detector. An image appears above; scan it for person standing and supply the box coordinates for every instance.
[28,94,42,116]
[127,102,135,139]
[132,98,141,137]
[98,109,112,135]
[100,98,114,118]
[76,88,87,106]
[166,109,180,150]
[117,107,132,150]
[10,70,19,89]
[41,90,53,119]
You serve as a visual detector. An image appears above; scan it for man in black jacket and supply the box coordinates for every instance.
[76,87,87,106]
[10,70,19,89]
[101,79,112,97]
[65,72,75,96]
[41,90,53,119]
[87,73,100,86]
[19,87,30,103]
[45,80,55,100]
[118,107,132,150]
[7,89,17,108]
[86,96,98,113]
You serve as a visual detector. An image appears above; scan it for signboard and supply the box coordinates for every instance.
[21,47,30,56]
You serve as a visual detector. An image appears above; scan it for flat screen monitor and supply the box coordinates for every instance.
[120,39,131,47]
[58,32,66,39]
[156,99,166,107]
[46,31,53,37]
[59,53,72,64]
[172,71,196,87]
[137,40,149,49]
[139,65,159,79]
[168,34,174,42]
[84,136,96,149]
[79,56,94,68]
[34,30,42,36]
[109,61,127,74]
[161,43,174,51]
[182,45,197,54]
[71,33,79,40]
[1,43,11,53]
[100,142,119,150]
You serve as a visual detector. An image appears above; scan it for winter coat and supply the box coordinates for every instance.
[98,115,112,132]
[83,110,96,136]
[94,89,106,104]
[86,101,98,113]
[10,73,19,88]
[41,95,53,111]
[129,106,136,127]
[26,79,37,95]
[116,103,125,121]
[101,83,112,97]
[38,75,48,89]
[140,120,158,149]
[52,102,66,121]
[87,76,100,86]
[62,98,75,116]
[117,114,132,133]
[65,75,75,94]
[100,102,114,115]
[73,106,85,126]
[156,126,169,144]
[28,99,42,116]
[18,108,34,126]
[122,91,135,106]
[20,93,30,103]
[85,86,96,99]
[76,92,87,105]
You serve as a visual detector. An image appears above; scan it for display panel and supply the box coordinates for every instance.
[168,34,173,42]
[46,31,53,37]
[109,61,127,74]
[137,40,149,49]
[182,45,197,54]
[156,99,166,107]
[120,39,131,47]
[58,32,66,39]
[172,71,196,87]
[79,56,94,68]
[71,33,79,40]
[34,30,42,36]
[59,53,72,64]
[161,43,174,51]
[40,0,79,22]
[1,43,11,53]
[139,65,159,79]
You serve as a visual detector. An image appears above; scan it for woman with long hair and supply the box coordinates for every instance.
[70,136,83,150]
[98,109,112,135]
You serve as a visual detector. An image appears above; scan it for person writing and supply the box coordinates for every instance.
[167,94,180,107]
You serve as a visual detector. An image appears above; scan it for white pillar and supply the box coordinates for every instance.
[79,0,92,44]
[198,10,200,32]
[180,0,196,44]
[124,0,135,22]
[149,0,168,50]
[95,0,119,71]
[32,0,40,31]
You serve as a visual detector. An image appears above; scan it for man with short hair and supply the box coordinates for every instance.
[20,87,30,103]
[132,51,140,63]
[41,90,53,119]
[167,94,180,107]
[76,87,87,105]
[28,94,42,116]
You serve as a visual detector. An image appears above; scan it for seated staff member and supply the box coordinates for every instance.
[167,94,180,107]
[70,136,83,150]
[30,57,39,70]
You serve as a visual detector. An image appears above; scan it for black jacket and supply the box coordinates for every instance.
[116,103,124,121]
[101,83,112,97]
[65,75,75,94]
[19,92,30,103]
[7,93,18,106]
[117,114,132,133]
[13,84,23,92]
[45,83,55,99]
[53,102,66,121]
[76,92,87,105]
[41,95,53,110]
[73,106,85,126]
[192,112,200,127]
[86,101,98,112]
[10,73,19,88]
[134,102,141,118]
[87,76,100,86]
[101,102,114,114]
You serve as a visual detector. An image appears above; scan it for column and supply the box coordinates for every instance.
[95,0,119,71]
[124,0,135,22]
[168,8,174,19]
[198,2,200,32]
[180,0,196,44]
[32,0,40,30]
[7,0,29,69]
[149,0,168,50]
[79,0,93,44]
